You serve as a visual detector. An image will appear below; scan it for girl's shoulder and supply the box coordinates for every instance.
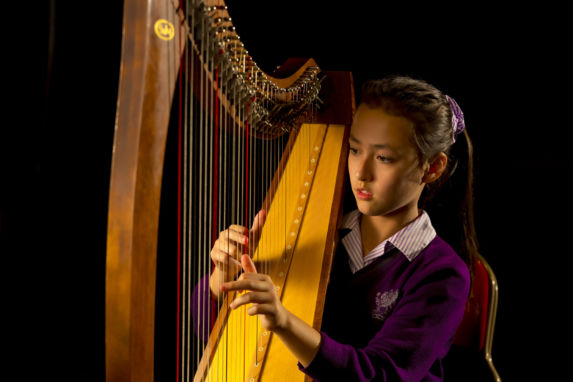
[424,235,458,257]
[410,235,471,286]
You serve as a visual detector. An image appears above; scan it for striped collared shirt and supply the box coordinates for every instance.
[340,210,437,274]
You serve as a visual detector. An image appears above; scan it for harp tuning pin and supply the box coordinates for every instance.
[211,5,226,11]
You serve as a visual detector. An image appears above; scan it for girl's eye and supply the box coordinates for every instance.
[377,155,393,163]
[349,147,358,154]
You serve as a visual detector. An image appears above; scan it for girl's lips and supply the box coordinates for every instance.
[356,188,373,200]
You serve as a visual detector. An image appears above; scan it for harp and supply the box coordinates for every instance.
[105,0,354,381]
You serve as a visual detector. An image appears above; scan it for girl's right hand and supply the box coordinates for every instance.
[209,209,266,297]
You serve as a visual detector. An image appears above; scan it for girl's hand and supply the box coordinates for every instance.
[221,254,322,367]
[221,254,289,332]
[209,210,266,297]
[210,225,247,280]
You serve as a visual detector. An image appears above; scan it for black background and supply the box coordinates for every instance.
[8,0,570,380]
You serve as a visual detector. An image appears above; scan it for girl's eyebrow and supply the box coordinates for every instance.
[349,135,360,143]
[349,134,393,150]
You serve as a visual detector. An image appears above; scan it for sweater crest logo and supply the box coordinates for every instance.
[372,289,399,321]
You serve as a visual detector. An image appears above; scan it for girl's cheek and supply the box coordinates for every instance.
[348,157,359,176]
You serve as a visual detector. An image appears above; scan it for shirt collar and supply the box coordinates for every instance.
[340,210,436,273]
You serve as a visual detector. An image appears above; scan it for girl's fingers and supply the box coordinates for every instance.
[228,224,247,232]
[246,304,275,316]
[228,225,248,237]
[246,210,266,256]
[219,227,249,246]
[215,211,265,260]
[220,274,271,293]
[214,240,241,259]
[250,209,266,237]
[214,229,249,262]
[229,291,273,310]
[211,248,242,268]
[241,254,257,273]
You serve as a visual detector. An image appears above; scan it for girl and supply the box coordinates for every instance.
[199,75,473,381]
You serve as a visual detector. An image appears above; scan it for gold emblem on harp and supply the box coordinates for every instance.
[154,19,175,41]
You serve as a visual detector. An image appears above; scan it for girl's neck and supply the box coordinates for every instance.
[360,205,420,256]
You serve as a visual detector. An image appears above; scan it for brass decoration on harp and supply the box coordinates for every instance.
[155,19,176,41]
[105,0,354,381]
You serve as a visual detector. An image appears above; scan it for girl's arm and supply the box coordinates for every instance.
[224,251,470,381]
[221,254,321,367]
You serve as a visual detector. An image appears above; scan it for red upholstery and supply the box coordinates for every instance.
[453,257,489,350]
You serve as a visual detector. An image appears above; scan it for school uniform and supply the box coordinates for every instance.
[192,210,470,381]
[299,210,470,381]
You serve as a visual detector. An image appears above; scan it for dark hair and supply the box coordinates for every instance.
[359,75,478,267]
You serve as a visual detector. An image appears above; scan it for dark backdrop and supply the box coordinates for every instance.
[9,1,569,380]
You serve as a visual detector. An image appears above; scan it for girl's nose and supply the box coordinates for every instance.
[355,159,372,182]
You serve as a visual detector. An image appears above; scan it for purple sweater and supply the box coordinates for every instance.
[192,234,469,381]
[300,233,470,381]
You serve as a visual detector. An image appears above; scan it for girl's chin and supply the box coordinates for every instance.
[356,201,382,216]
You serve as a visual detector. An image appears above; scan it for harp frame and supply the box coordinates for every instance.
[105,1,354,381]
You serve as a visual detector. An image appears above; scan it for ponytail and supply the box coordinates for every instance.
[423,129,478,267]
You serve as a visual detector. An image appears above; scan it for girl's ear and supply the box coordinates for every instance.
[422,152,448,184]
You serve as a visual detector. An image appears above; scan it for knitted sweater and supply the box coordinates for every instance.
[299,233,470,381]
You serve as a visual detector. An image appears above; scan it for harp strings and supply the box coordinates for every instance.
[174,1,322,380]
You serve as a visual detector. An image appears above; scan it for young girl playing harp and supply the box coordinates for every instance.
[197,75,474,381]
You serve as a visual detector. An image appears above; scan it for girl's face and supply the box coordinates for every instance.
[348,104,427,218]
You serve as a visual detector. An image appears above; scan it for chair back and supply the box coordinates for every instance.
[450,253,501,381]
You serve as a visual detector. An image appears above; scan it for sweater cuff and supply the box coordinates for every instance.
[298,332,344,379]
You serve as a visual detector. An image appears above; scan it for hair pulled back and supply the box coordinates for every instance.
[359,75,478,266]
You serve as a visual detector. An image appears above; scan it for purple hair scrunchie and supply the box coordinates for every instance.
[446,95,465,143]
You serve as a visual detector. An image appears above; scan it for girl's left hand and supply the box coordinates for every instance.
[221,254,289,332]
